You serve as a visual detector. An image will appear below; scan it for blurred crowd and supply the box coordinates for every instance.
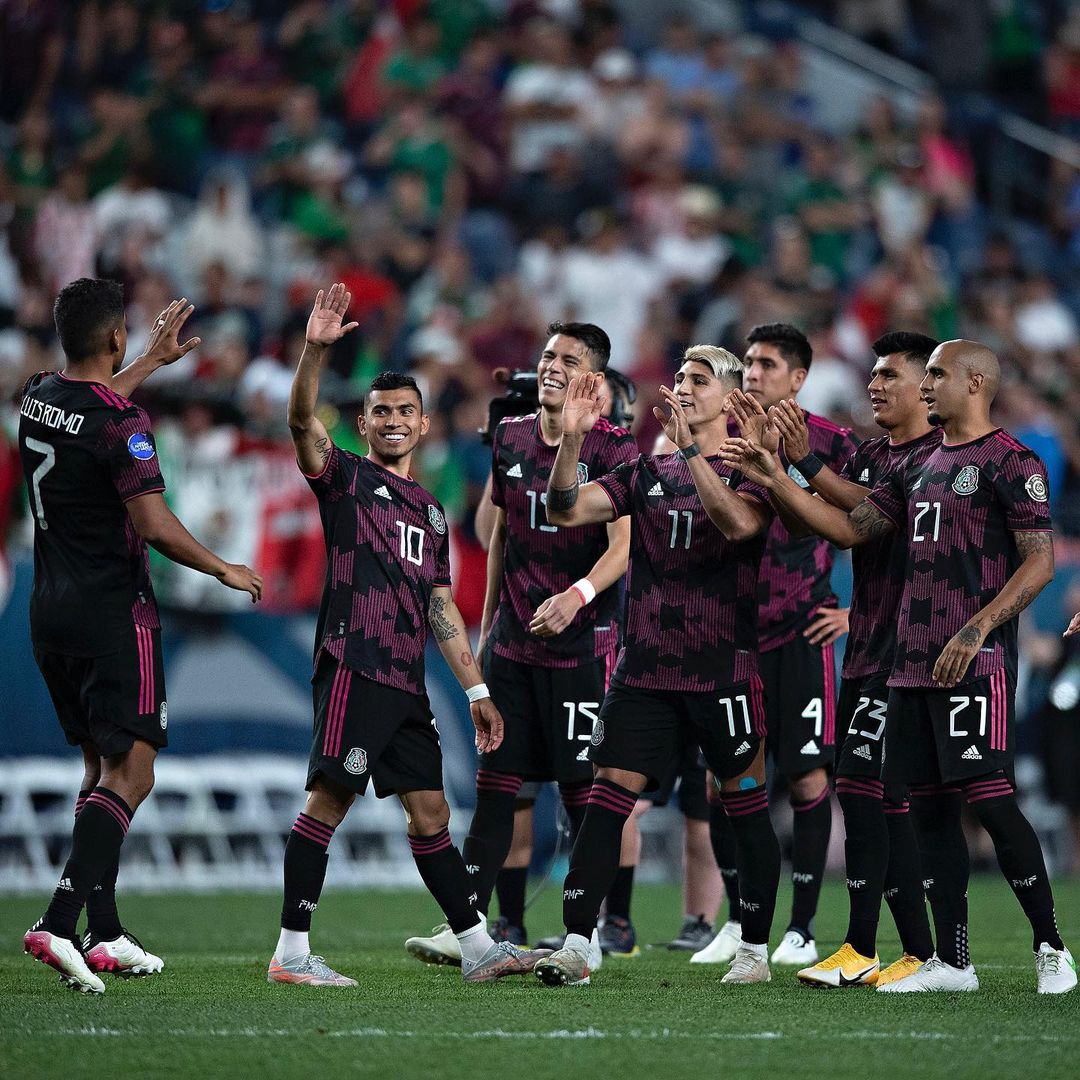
[0,0,1079,864]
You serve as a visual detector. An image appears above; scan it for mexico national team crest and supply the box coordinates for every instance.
[344,747,368,775]
[590,719,605,746]
[159,702,168,730]
[952,465,979,495]
[427,504,447,534]
[577,462,589,485]
[1025,474,1048,502]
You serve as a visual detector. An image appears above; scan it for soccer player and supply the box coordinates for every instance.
[20,279,262,994]
[534,347,782,987]
[694,323,858,969]
[723,331,942,987]
[725,338,1076,994]
[269,284,549,986]
[405,322,635,966]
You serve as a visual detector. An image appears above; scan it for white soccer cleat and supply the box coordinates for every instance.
[1035,943,1077,995]
[534,943,591,987]
[24,926,105,995]
[405,923,462,967]
[588,927,603,972]
[267,953,358,987]
[690,919,741,964]
[875,953,978,993]
[721,944,771,984]
[84,930,164,977]
[461,941,551,983]
[771,929,818,966]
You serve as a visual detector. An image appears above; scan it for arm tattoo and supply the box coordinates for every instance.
[547,482,579,511]
[428,594,458,642]
[1014,530,1054,559]
[989,586,1036,628]
[314,436,331,464]
[850,501,894,541]
[957,625,982,646]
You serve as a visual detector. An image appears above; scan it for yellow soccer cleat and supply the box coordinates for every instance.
[798,943,879,988]
[875,953,925,988]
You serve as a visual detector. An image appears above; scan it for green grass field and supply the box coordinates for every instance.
[1,878,1077,1080]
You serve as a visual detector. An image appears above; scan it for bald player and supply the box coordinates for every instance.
[722,339,1075,994]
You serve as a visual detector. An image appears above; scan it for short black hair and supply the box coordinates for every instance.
[53,277,125,362]
[365,371,424,411]
[872,331,940,367]
[746,322,812,372]
[546,321,611,371]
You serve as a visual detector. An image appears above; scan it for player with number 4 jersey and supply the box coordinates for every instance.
[534,347,782,989]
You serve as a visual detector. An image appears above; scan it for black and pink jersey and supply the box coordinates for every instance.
[865,428,1052,689]
[19,371,164,656]
[756,411,859,651]
[488,413,637,667]
[595,453,772,692]
[839,428,942,680]
[306,446,452,696]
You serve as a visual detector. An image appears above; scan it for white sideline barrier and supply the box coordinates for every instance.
[0,756,452,893]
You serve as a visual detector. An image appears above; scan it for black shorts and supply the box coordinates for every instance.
[835,674,889,780]
[645,744,709,821]
[760,633,836,775]
[479,647,613,783]
[34,626,168,758]
[589,677,766,791]
[308,651,443,798]
[883,670,1015,786]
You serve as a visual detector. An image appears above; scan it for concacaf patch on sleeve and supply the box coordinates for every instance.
[127,433,155,461]
[428,503,447,534]
[1025,474,1048,503]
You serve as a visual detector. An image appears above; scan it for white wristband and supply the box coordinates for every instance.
[571,578,597,605]
[466,682,491,704]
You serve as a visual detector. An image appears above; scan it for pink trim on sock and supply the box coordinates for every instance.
[475,770,524,796]
[835,776,884,799]
[409,828,453,856]
[85,791,131,834]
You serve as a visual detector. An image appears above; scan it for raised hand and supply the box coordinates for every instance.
[562,371,605,437]
[652,385,694,450]
[726,388,780,454]
[770,398,810,462]
[140,299,201,367]
[306,282,360,347]
[719,436,780,486]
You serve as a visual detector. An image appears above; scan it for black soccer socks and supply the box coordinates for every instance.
[461,771,523,917]
[44,787,133,939]
[789,786,831,938]
[494,866,528,930]
[835,777,888,957]
[73,789,123,940]
[562,779,638,939]
[963,773,1064,951]
[883,798,934,960]
[558,780,591,843]
[720,785,781,947]
[280,813,335,932]
[708,789,741,924]
[408,828,481,934]
[605,865,635,922]
[910,786,971,967]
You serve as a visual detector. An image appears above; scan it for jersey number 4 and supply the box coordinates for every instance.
[24,437,55,531]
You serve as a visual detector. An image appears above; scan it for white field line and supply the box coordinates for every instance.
[38,1027,1079,1044]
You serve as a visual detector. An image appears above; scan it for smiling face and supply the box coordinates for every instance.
[867,352,927,431]
[537,333,597,409]
[673,360,733,431]
[358,388,429,464]
[742,341,806,411]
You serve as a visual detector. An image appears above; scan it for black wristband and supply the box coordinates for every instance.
[677,443,701,461]
[793,452,824,479]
